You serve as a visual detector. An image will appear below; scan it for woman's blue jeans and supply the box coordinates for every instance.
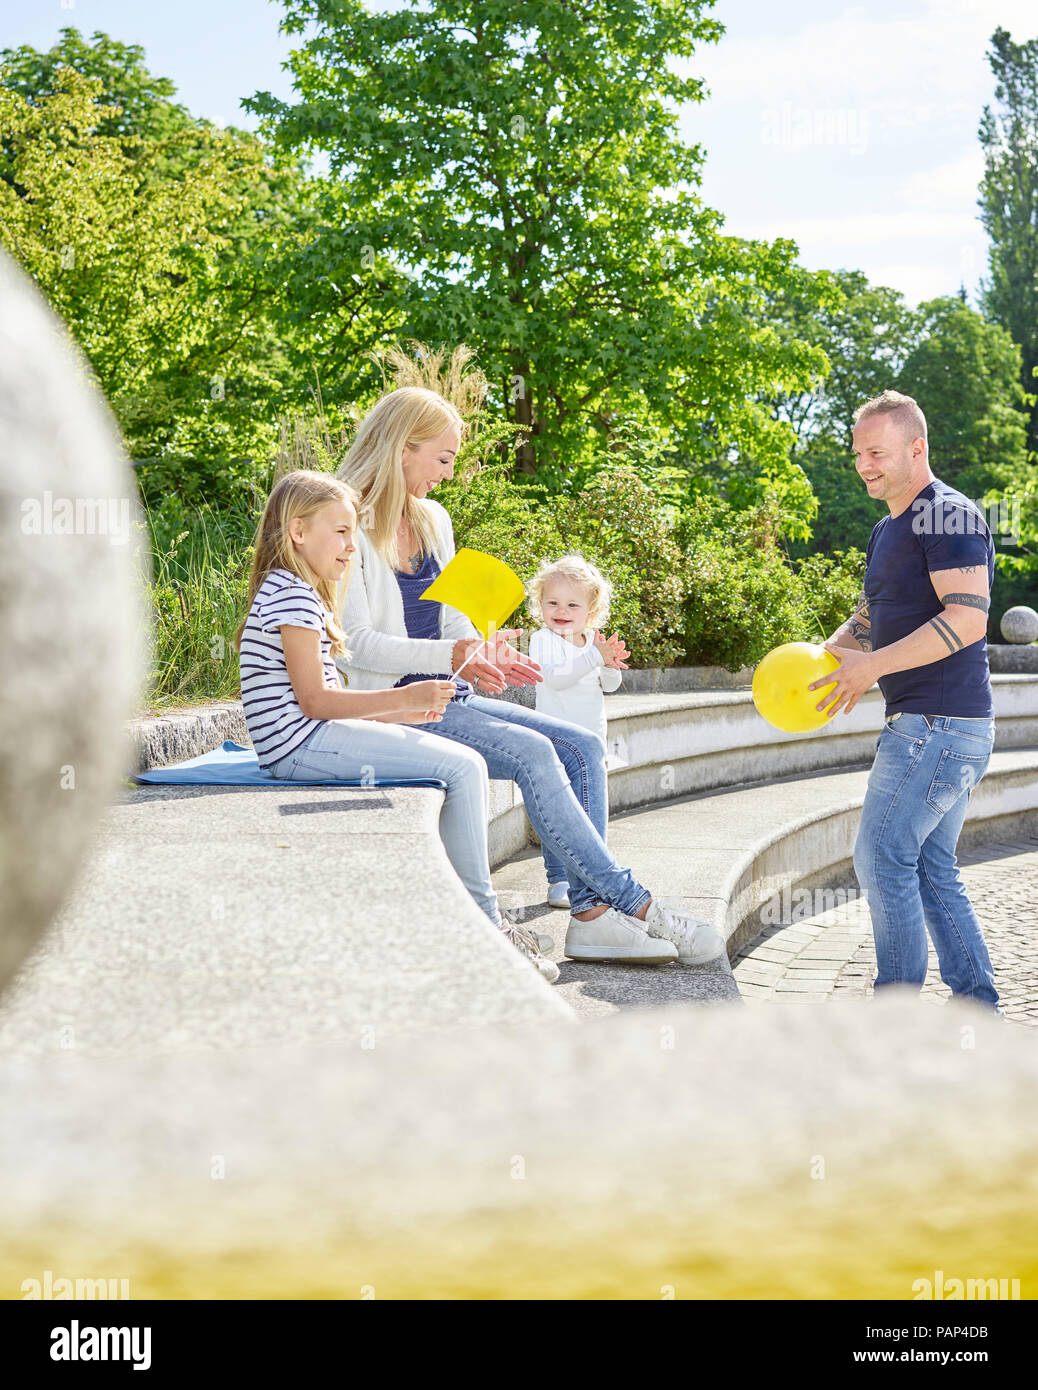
[853,712,998,1009]
[410,693,650,918]
[265,716,504,928]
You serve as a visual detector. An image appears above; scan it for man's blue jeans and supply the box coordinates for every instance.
[853,712,998,1009]
[409,693,650,918]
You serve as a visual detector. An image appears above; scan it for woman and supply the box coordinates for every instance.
[334,386,726,967]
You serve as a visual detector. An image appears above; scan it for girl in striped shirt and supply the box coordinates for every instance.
[232,469,555,980]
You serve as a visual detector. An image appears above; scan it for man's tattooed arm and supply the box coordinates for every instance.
[924,566,991,655]
[847,590,872,651]
[938,592,990,612]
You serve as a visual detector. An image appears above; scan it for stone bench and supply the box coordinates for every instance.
[488,674,1038,866]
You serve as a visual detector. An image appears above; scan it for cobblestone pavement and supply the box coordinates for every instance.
[732,836,1038,1027]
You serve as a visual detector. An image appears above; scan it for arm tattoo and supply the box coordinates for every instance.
[847,589,872,650]
[930,614,965,653]
[956,564,978,574]
[941,592,990,612]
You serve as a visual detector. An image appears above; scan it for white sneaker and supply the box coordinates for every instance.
[642,899,727,964]
[564,907,679,964]
[501,906,554,955]
[547,882,571,910]
[499,921,560,984]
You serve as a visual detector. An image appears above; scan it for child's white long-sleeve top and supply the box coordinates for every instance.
[529,626,622,748]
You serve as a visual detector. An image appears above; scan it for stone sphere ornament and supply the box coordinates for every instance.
[0,249,148,994]
[1000,606,1038,645]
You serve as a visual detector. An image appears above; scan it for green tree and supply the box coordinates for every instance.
[0,27,193,143]
[978,25,1038,456]
[766,268,918,448]
[0,50,321,504]
[774,276,1032,560]
[247,0,828,525]
[895,295,1031,499]
[764,269,916,558]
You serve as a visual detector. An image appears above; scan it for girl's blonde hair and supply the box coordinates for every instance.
[527,553,612,631]
[233,469,359,660]
[334,386,467,569]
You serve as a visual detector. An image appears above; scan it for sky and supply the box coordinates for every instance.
[4,0,1035,308]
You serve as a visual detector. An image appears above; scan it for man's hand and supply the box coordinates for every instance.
[807,640,881,717]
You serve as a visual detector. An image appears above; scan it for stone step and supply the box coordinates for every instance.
[0,782,572,1061]
[496,748,1038,969]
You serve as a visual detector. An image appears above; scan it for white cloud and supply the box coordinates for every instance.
[865,262,977,304]
[688,1,1037,115]
[901,148,987,212]
[739,212,981,245]
[679,2,1023,304]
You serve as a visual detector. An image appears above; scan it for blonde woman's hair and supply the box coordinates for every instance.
[334,385,467,568]
[233,469,359,659]
[527,553,612,631]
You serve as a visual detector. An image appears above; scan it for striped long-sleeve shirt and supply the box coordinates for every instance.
[239,568,341,769]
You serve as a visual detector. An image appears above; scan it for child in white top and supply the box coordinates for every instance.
[527,554,630,908]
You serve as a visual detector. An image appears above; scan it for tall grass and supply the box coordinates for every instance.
[139,491,260,710]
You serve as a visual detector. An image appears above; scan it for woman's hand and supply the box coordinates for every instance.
[593,631,630,670]
[452,630,542,693]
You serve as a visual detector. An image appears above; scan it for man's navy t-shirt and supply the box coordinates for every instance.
[864,478,994,717]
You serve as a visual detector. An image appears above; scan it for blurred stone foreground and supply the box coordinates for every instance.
[2,250,1036,1301]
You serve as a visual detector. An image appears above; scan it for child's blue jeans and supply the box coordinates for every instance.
[409,693,649,918]
[853,712,999,1009]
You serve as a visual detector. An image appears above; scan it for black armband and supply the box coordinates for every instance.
[940,592,990,612]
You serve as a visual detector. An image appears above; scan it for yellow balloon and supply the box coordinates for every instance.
[751,641,842,733]
[419,547,526,640]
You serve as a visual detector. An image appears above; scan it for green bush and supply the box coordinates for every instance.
[790,548,867,642]
[134,453,277,514]
[676,498,801,670]
[564,467,688,668]
[440,460,687,667]
[676,497,866,671]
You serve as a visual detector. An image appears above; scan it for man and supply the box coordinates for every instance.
[808,390,999,1012]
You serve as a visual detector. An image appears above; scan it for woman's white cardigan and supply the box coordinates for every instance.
[334,497,482,689]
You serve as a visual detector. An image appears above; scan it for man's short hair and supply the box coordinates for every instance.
[853,389,927,445]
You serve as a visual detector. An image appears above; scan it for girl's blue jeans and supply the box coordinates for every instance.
[265,716,504,928]
[410,693,650,918]
[853,712,999,1010]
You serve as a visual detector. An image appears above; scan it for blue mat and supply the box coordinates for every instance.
[132,740,448,789]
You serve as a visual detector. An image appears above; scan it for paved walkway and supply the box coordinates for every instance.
[731,835,1038,1027]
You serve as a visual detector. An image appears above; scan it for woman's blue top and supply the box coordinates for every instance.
[394,552,471,701]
